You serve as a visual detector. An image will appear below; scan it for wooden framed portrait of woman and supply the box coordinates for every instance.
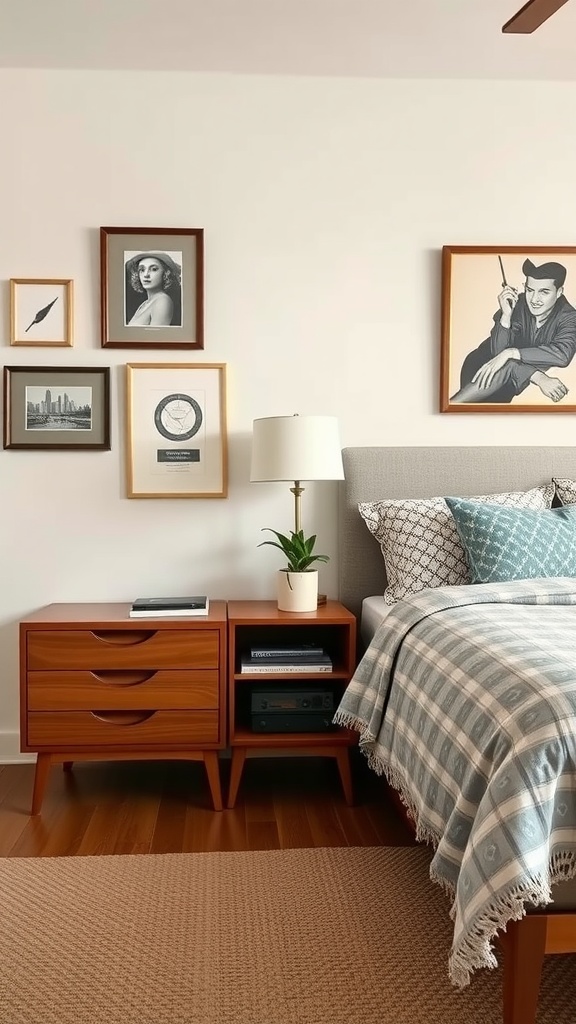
[100,227,204,349]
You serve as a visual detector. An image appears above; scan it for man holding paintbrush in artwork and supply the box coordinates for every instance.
[451,257,576,404]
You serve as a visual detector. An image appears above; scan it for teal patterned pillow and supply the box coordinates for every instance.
[444,497,576,584]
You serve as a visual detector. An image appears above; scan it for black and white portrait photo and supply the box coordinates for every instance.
[124,250,183,328]
[25,385,92,431]
[441,247,576,413]
[100,227,203,349]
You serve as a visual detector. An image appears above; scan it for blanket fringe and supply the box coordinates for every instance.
[334,708,576,988]
[341,721,576,988]
[363,754,442,851]
[332,709,374,738]
[441,854,576,987]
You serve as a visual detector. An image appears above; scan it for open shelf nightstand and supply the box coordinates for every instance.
[226,600,357,808]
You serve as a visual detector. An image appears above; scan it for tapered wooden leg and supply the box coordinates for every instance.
[203,751,223,811]
[227,748,247,809]
[31,753,52,815]
[334,748,354,805]
[501,916,547,1024]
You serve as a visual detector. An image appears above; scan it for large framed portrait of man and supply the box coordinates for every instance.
[441,246,576,413]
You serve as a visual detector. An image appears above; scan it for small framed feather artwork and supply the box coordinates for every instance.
[10,278,74,347]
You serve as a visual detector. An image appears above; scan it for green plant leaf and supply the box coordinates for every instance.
[257,527,329,572]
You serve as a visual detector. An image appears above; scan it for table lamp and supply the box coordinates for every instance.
[250,414,344,534]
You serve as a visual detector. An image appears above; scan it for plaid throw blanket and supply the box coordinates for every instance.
[334,578,576,986]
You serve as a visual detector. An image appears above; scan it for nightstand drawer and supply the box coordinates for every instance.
[27,630,219,670]
[20,603,228,814]
[27,710,219,747]
[27,670,219,711]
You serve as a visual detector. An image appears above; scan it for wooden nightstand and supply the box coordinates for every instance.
[19,602,227,814]
[226,600,357,808]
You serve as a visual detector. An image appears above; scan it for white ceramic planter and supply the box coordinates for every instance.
[277,569,319,612]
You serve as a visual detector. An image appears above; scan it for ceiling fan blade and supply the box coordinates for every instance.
[502,0,570,33]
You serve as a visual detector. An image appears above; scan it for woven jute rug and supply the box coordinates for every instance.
[0,846,574,1024]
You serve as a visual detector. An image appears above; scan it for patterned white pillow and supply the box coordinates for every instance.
[553,478,576,506]
[358,484,555,605]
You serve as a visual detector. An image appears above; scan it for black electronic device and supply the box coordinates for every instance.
[249,687,336,733]
[251,713,335,733]
[250,687,335,713]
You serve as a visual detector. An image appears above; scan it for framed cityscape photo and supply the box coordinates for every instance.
[3,366,111,450]
[100,226,204,349]
[10,278,73,347]
[441,246,576,413]
[126,362,227,498]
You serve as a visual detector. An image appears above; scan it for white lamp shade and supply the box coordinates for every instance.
[250,415,344,482]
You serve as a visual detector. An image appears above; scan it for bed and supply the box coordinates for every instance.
[336,446,576,1024]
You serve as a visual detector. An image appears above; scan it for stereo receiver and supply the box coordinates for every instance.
[249,687,336,733]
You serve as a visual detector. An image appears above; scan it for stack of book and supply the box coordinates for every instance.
[240,644,332,674]
[129,596,209,618]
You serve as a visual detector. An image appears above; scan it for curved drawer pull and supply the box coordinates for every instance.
[90,630,155,647]
[90,670,156,686]
[90,710,155,726]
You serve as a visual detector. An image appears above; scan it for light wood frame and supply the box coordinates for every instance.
[126,362,227,498]
[440,245,576,413]
[10,278,73,347]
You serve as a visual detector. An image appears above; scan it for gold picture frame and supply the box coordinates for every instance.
[126,362,227,498]
[10,278,73,347]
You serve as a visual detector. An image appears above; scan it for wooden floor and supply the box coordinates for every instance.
[0,754,416,857]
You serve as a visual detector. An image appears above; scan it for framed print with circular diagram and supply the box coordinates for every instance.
[126,363,227,498]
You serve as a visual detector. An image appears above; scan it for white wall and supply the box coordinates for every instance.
[2,70,576,759]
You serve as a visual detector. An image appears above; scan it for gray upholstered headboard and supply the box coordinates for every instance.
[338,446,576,620]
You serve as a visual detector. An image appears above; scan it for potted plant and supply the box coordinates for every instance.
[258,528,329,612]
